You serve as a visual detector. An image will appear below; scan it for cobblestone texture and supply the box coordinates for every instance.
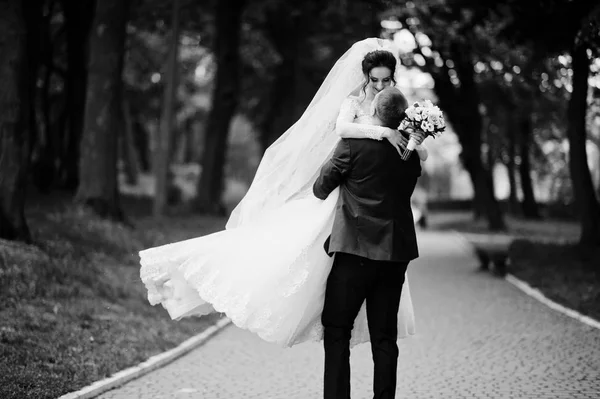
[98,231,600,399]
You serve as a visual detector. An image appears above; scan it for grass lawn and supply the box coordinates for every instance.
[0,193,227,399]
[428,211,600,322]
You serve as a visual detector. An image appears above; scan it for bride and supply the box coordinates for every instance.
[139,38,427,348]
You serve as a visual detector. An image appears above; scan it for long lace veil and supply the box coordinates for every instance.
[226,38,402,229]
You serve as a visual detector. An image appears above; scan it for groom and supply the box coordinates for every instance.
[313,87,423,399]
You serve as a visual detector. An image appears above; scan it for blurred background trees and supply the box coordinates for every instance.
[0,0,599,249]
[382,0,599,246]
[75,0,130,220]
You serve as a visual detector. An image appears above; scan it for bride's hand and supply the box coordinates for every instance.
[403,127,427,146]
[385,130,409,155]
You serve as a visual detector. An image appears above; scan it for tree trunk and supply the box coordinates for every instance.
[121,99,139,185]
[369,1,382,37]
[506,123,519,214]
[483,122,498,213]
[433,41,505,230]
[257,5,301,153]
[132,117,150,172]
[75,0,129,220]
[61,0,95,190]
[518,112,541,219]
[32,62,57,193]
[0,0,31,242]
[598,151,600,200]
[566,44,600,247]
[24,0,43,161]
[154,0,181,217]
[26,0,52,193]
[461,152,503,229]
[32,0,62,192]
[195,0,246,214]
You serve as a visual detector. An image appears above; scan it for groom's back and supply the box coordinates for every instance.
[345,138,421,218]
[329,138,421,262]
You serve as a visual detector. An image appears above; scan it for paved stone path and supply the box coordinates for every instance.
[98,231,600,399]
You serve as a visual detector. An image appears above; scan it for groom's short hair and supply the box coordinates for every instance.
[374,87,408,129]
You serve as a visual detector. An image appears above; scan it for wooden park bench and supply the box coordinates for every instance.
[461,233,513,277]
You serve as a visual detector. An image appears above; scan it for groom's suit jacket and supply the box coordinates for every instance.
[313,134,421,262]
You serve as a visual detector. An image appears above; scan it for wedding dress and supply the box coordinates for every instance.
[139,38,416,347]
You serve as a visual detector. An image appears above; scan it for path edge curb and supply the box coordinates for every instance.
[57,317,232,399]
[450,230,600,331]
[504,274,600,330]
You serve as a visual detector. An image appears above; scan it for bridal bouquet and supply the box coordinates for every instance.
[400,100,446,160]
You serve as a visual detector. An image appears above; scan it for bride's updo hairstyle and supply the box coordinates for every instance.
[360,50,397,97]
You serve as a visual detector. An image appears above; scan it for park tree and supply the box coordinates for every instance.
[153,0,182,217]
[125,0,395,215]
[195,0,246,214]
[385,2,506,230]
[385,0,600,234]
[24,0,96,193]
[0,0,44,242]
[245,1,316,153]
[476,40,545,219]
[61,0,96,189]
[567,10,600,248]
[0,0,31,242]
[75,0,130,220]
[494,0,600,247]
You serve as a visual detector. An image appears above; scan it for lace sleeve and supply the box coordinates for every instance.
[335,97,387,141]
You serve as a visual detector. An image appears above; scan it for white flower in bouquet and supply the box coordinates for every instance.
[420,121,435,132]
[429,113,441,126]
[400,100,446,161]
[406,110,418,122]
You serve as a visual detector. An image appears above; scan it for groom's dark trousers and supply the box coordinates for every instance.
[313,136,421,399]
